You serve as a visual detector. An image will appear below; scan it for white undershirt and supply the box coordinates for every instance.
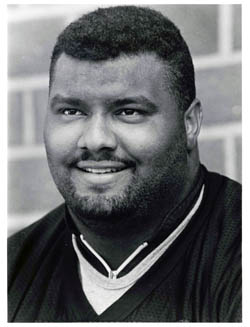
[72,185,204,315]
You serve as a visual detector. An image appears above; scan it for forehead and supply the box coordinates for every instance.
[50,53,174,103]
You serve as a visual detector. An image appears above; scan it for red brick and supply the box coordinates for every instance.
[150,5,218,56]
[8,17,65,77]
[233,5,241,50]
[199,139,225,175]
[8,92,23,146]
[235,136,242,183]
[33,89,48,144]
[8,158,63,214]
[196,64,241,126]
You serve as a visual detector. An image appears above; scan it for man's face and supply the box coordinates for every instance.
[44,53,189,228]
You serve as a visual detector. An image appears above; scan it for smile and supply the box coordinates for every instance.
[72,161,134,191]
[76,160,131,173]
[74,160,134,184]
[82,167,125,174]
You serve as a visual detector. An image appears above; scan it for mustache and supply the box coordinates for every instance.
[69,150,136,167]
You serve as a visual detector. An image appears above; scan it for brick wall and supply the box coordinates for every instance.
[8,4,242,235]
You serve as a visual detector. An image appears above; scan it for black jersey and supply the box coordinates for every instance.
[8,166,241,322]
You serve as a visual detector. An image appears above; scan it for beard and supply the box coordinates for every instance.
[46,130,189,236]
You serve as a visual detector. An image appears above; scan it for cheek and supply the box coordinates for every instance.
[115,122,173,163]
[44,122,79,162]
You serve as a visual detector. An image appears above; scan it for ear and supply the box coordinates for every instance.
[184,98,203,151]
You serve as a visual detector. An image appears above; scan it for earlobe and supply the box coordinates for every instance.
[184,98,203,151]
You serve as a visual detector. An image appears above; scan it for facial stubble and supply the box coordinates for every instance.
[46,130,188,236]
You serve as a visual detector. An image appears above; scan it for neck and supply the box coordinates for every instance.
[69,207,163,269]
[69,163,201,269]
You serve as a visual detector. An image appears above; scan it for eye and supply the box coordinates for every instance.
[119,109,140,116]
[62,108,83,116]
[115,108,148,124]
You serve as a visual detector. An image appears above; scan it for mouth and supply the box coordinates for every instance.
[81,167,126,174]
[72,160,134,191]
[75,160,132,174]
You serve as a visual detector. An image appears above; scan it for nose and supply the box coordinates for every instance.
[77,114,117,152]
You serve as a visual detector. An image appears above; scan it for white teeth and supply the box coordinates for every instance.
[84,168,122,174]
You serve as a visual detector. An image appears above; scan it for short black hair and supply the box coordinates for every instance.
[50,5,196,112]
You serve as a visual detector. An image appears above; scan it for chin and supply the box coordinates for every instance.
[66,189,132,219]
[77,195,117,216]
[65,191,138,236]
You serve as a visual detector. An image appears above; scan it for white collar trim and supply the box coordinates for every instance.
[72,184,205,290]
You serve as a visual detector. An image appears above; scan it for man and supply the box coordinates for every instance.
[8,6,241,322]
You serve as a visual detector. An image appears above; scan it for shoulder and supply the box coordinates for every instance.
[201,168,242,321]
[201,167,241,252]
[203,167,241,215]
[8,204,66,281]
[204,166,241,191]
[8,204,65,247]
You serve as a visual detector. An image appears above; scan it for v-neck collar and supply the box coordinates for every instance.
[60,166,210,322]
[61,178,209,322]
[72,185,204,288]
[65,166,205,275]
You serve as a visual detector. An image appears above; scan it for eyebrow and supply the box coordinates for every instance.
[50,94,157,111]
[50,95,84,108]
[110,97,157,111]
